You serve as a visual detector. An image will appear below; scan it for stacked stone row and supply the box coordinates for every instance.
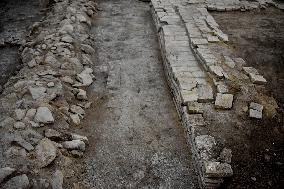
[150,0,234,188]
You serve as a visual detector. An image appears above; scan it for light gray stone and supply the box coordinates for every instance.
[14,122,26,129]
[47,82,55,88]
[2,174,29,189]
[15,109,26,121]
[29,87,47,100]
[249,109,262,119]
[70,105,85,115]
[35,138,57,168]
[25,109,37,120]
[77,89,87,100]
[70,113,80,125]
[215,93,234,109]
[44,129,62,140]
[0,167,16,183]
[34,107,54,123]
[249,73,267,84]
[61,76,74,84]
[51,170,64,189]
[12,135,34,151]
[71,133,88,144]
[204,162,233,178]
[62,140,85,151]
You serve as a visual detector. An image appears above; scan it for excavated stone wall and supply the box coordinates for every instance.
[150,0,281,188]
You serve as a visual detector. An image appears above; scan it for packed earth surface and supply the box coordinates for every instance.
[0,0,283,189]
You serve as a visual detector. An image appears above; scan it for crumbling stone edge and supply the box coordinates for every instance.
[0,0,98,187]
[150,2,234,189]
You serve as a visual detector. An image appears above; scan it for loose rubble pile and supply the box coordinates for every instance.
[150,0,279,188]
[0,0,98,188]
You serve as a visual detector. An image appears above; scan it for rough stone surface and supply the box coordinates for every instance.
[34,107,54,123]
[35,138,57,168]
[215,93,234,109]
[0,167,16,183]
[62,140,85,151]
[2,174,29,189]
[51,170,64,189]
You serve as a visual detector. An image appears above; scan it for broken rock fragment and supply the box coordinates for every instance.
[0,167,16,184]
[35,138,57,168]
[34,107,54,123]
[62,140,85,151]
[249,102,263,119]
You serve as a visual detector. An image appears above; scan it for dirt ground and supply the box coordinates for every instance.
[211,8,284,189]
[63,0,199,188]
[0,0,45,89]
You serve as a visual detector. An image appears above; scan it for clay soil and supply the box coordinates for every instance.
[211,8,284,189]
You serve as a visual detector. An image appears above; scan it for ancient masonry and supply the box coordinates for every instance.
[150,0,281,188]
[0,0,97,187]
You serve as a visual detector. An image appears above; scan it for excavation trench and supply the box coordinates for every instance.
[66,0,198,188]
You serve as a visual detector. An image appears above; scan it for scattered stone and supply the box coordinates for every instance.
[76,69,93,86]
[204,162,233,177]
[29,121,40,128]
[14,122,26,129]
[2,174,29,189]
[15,109,26,121]
[61,35,74,43]
[29,87,47,100]
[41,44,47,50]
[242,67,259,75]
[35,138,57,168]
[47,82,55,87]
[0,167,16,184]
[0,117,15,128]
[81,44,95,55]
[70,105,85,115]
[215,81,229,93]
[187,101,203,114]
[249,73,267,84]
[71,133,88,144]
[12,135,34,151]
[70,113,80,125]
[5,146,27,157]
[62,140,85,151]
[220,148,232,163]
[60,24,74,34]
[51,170,64,189]
[249,102,263,119]
[27,59,37,68]
[84,102,92,109]
[215,93,234,109]
[44,129,62,140]
[70,150,84,158]
[61,76,74,84]
[34,107,54,123]
[224,56,235,68]
[77,89,87,100]
[25,109,37,120]
[209,65,226,79]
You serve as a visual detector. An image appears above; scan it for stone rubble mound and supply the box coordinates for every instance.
[0,0,98,187]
